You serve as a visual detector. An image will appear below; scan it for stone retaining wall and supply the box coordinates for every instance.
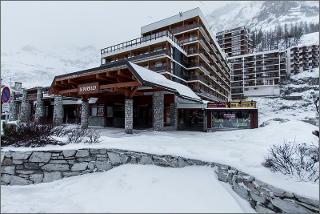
[1,148,319,213]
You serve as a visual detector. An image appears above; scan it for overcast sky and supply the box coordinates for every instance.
[1,1,230,52]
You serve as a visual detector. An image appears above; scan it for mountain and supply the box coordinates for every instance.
[206,1,319,33]
[1,45,100,88]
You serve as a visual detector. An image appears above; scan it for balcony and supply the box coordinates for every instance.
[101,31,183,56]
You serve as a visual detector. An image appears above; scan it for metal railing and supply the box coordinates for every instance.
[101,30,183,55]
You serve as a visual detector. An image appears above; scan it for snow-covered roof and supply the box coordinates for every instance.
[128,62,202,102]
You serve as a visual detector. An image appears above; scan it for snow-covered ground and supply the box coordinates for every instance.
[3,119,318,200]
[1,165,255,213]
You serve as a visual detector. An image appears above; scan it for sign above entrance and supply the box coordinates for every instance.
[78,83,99,95]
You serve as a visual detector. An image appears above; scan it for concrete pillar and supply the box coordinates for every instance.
[125,99,133,134]
[53,95,64,126]
[9,92,18,121]
[153,92,164,131]
[19,89,31,122]
[35,87,45,123]
[81,99,89,129]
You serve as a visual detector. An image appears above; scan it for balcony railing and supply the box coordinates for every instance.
[101,31,183,55]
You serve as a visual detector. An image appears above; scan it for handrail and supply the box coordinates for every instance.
[101,30,183,55]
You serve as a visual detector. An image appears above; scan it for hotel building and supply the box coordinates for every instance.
[287,44,319,73]
[216,26,253,57]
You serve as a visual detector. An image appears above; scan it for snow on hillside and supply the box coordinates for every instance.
[299,32,319,46]
[1,45,100,88]
[207,1,319,33]
[1,165,254,213]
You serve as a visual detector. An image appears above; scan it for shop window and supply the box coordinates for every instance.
[90,105,97,116]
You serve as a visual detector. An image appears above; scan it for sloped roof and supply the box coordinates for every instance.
[128,62,202,102]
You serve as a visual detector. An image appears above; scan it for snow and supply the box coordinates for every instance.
[129,62,201,101]
[291,67,319,80]
[299,32,319,46]
[3,119,318,200]
[1,165,254,213]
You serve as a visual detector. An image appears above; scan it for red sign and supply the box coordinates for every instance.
[78,82,99,95]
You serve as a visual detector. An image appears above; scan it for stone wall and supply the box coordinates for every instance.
[1,148,319,213]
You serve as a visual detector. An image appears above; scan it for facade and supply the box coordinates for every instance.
[228,50,288,100]
[7,8,258,133]
[287,44,319,73]
[101,7,231,102]
[216,26,253,57]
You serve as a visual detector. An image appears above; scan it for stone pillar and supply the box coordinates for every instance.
[35,87,45,123]
[19,89,31,122]
[169,102,177,130]
[203,110,208,132]
[153,92,164,131]
[53,95,64,126]
[125,99,133,134]
[9,92,18,121]
[81,99,89,129]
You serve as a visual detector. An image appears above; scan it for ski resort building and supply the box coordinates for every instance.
[5,8,258,133]
[228,50,288,100]
[216,26,253,57]
[287,44,319,73]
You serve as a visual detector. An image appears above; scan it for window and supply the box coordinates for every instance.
[90,105,97,116]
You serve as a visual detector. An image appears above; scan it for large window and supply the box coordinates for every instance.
[211,110,250,129]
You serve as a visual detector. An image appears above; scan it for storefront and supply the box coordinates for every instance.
[206,101,258,131]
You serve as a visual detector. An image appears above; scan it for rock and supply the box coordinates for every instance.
[63,171,81,177]
[11,151,32,160]
[139,155,153,165]
[77,157,95,162]
[90,149,106,155]
[177,157,188,168]
[24,162,40,170]
[2,157,13,166]
[255,203,275,213]
[232,182,250,200]
[71,162,88,171]
[12,159,24,164]
[16,170,36,175]
[43,172,62,183]
[88,162,95,170]
[152,155,178,167]
[48,160,68,164]
[29,152,51,163]
[1,174,12,184]
[120,154,129,164]
[42,164,70,171]
[29,174,43,184]
[75,150,89,157]
[271,198,315,213]
[10,176,32,185]
[2,166,15,174]
[216,168,228,183]
[107,152,121,165]
[95,161,112,171]
[294,194,320,208]
[63,150,76,157]
[251,191,267,204]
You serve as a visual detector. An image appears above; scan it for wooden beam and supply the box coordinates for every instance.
[58,88,78,95]
[100,81,141,90]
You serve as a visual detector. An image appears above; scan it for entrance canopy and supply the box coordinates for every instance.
[50,61,202,102]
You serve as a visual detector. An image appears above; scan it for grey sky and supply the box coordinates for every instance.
[1,1,229,52]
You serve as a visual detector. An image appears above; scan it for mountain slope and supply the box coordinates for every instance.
[206,1,319,33]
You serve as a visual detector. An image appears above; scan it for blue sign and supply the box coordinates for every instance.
[1,87,11,103]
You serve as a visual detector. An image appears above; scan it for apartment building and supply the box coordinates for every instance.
[216,26,253,57]
[101,8,231,102]
[287,44,319,73]
[229,50,287,100]
[47,8,240,133]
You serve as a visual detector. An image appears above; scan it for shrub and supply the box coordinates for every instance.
[262,142,319,182]
[64,127,101,144]
[1,122,64,147]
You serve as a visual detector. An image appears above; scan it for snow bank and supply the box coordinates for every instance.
[1,165,254,213]
[300,32,319,46]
